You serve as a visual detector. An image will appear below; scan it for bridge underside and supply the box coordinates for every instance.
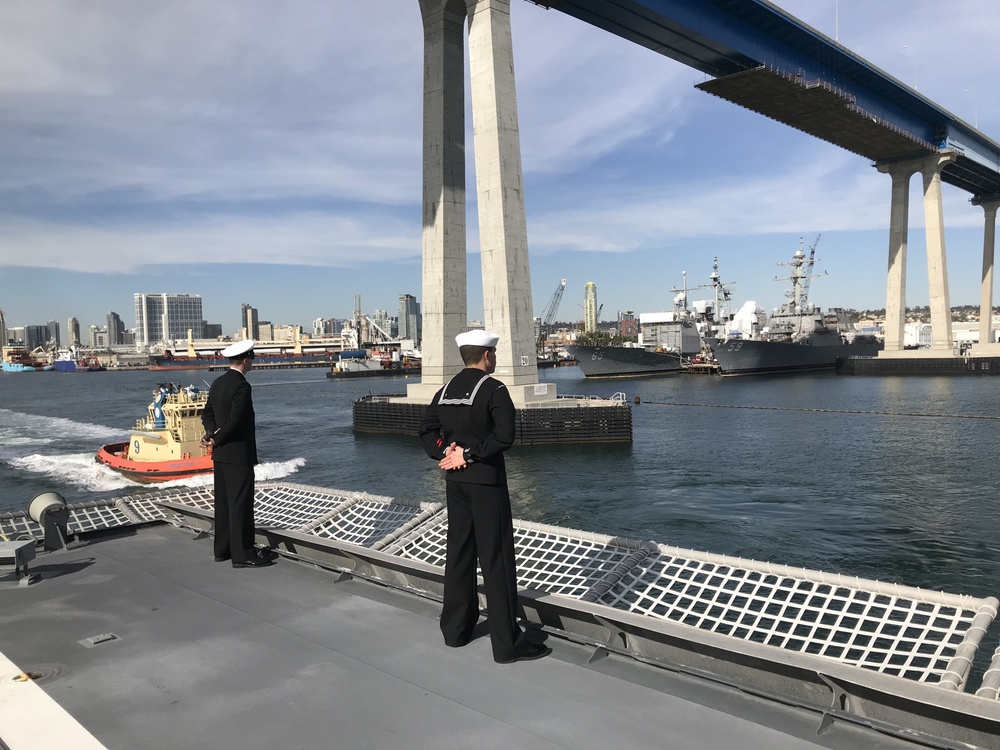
[697,67,1000,197]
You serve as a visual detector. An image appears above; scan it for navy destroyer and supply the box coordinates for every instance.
[568,261,731,378]
[568,342,686,377]
[712,237,882,376]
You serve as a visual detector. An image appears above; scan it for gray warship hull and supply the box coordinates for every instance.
[712,337,883,375]
[567,345,684,378]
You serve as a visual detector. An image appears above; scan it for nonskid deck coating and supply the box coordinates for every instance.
[2,483,1000,748]
[1,524,931,750]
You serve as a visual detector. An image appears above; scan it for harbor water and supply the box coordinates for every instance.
[2,365,1000,606]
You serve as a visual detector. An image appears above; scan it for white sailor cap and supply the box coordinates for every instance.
[221,339,256,358]
[455,329,499,348]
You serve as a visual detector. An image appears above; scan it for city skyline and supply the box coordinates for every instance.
[1,1,997,334]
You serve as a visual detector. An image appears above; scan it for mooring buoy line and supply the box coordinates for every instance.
[641,401,1000,420]
[252,379,330,388]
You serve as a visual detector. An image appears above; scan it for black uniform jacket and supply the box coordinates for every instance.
[202,368,258,465]
[419,368,515,486]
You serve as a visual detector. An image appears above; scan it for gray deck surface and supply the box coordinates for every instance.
[1,525,933,750]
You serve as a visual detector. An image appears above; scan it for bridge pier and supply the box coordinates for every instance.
[353,1,629,440]
[404,0,559,408]
[921,153,957,352]
[971,197,1000,355]
[407,0,470,404]
[875,161,916,353]
[875,152,958,358]
[467,0,553,406]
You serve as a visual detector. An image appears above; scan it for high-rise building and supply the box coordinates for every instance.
[89,325,109,349]
[584,282,598,333]
[618,311,638,339]
[371,309,395,340]
[268,324,300,343]
[67,317,80,346]
[134,293,204,349]
[0,309,7,346]
[107,311,125,346]
[241,303,259,340]
[312,318,325,338]
[397,294,420,342]
[25,324,49,350]
[46,320,60,347]
[204,323,223,338]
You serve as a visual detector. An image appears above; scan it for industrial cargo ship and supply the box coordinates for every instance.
[151,350,337,370]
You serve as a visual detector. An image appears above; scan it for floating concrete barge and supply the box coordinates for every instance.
[353,393,634,444]
[3,484,1000,749]
[838,355,1000,375]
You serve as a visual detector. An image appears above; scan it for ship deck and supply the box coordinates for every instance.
[1,523,931,750]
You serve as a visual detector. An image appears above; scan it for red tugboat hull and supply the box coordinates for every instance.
[96,442,214,483]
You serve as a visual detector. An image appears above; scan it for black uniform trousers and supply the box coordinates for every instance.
[441,480,521,662]
[213,461,256,563]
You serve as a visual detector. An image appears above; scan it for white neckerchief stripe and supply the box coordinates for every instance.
[438,373,492,406]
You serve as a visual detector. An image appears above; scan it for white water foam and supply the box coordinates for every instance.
[6,453,305,492]
[255,457,306,481]
[0,409,123,444]
[9,453,137,492]
[133,459,305,490]
[0,433,55,447]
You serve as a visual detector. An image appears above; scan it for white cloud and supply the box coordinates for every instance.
[0,0,997,324]
[3,211,419,274]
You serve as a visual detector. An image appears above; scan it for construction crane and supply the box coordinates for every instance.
[365,315,393,343]
[540,279,567,330]
[536,278,567,352]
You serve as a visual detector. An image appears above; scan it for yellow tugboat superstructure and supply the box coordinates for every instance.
[96,383,214,482]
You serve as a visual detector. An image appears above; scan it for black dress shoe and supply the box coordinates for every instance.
[494,642,552,664]
[232,556,274,568]
[214,555,231,563]
[255,547,279,561]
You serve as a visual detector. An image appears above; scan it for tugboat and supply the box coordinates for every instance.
[96,383,213,483]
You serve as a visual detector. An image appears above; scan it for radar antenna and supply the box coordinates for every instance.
[775,235,827,313]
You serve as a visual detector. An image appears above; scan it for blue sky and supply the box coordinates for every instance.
[1,0,997,336]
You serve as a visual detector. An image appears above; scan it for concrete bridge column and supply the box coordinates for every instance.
[875,162,917,353]
[407,0,469,402]
[972,197,1000,354]
[921,152,958,352]
[466,0,553,405]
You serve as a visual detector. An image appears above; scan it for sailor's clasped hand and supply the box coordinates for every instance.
[439,442,468,471]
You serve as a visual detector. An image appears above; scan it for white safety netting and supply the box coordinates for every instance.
[5,483,997,694]
[510,521,651,599]
[592,544,996,686]
[976,646,1000,700]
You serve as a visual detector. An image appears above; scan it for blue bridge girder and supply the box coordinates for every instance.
[530,0,1000,199]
